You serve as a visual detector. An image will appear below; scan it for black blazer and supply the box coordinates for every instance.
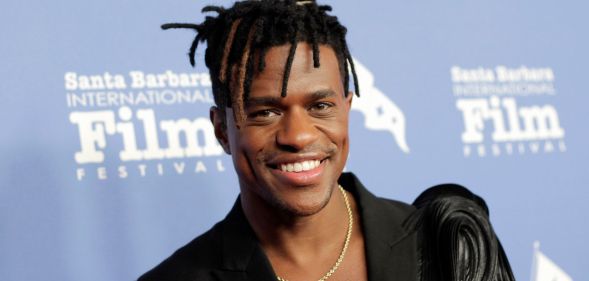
[139,173,419,281]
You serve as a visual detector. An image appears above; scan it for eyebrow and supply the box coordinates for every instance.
[245,89,337,108]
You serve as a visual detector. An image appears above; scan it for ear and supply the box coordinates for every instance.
[346,91,353,109]
[210,106,231,154]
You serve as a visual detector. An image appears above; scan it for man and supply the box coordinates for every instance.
[140,1,514,280]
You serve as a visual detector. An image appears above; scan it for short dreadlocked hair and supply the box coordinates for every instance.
[162,0,359,126]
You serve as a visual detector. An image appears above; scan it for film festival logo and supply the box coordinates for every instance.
[451,65,566,158]
[351,59,410,154]
[65,61,409,181]
[65,70,228,181]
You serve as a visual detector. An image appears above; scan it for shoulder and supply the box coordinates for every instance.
[137,221,224,281]
[339,172,415,224]
[408,183,516,280]
[376,196,416,215]
[367,195,417,226]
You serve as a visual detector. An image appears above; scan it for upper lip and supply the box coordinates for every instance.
[265,153,328,167]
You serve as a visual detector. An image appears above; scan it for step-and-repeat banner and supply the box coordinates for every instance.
[1,0,587,280]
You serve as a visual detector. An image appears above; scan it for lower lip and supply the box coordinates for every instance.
[270,160,327,187]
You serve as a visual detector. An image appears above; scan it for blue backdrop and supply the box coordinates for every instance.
[1,0,587,280]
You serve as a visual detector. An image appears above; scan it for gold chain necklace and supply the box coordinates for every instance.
[276,185,353,281]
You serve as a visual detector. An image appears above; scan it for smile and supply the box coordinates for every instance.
[267,157,327,186]
[279,160,321,172]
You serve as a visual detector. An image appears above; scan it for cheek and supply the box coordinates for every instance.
[319,114,350,152]
[327,110,350,143]
[236,127,274,152]
[232,128,271,172]
[330,111,350,159]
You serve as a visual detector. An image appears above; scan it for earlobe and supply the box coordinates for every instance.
[210,106,231,154]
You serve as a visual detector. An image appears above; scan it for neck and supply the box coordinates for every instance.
[240,184,350,264]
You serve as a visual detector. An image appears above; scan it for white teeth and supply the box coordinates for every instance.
[278,160,322,173]
[302,161,310,170]
[294,163,302,172]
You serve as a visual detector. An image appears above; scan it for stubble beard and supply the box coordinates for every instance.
[268,182,337,218]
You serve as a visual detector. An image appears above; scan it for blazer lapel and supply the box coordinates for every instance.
[340,173,419,281]
[215,198,277,281]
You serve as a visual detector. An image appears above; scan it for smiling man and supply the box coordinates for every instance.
[138,1,416,280]
[139,1,514,281]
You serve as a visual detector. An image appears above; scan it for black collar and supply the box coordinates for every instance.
[339,172,418,280]
[216,172,418,281]
[218,198,276,280]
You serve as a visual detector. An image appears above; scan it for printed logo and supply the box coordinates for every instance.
[352,59,410,153]
[451,65,566,158]
[65,70,228,181]
[531,241,573,281]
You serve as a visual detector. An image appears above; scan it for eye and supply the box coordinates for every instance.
[309,102,334,112]
[247,109,280,120]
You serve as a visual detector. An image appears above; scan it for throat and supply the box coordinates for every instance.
[260,186,355,281]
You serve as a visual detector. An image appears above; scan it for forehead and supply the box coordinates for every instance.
[248,43,344,100]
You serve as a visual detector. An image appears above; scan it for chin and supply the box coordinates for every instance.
[270,184,335,217]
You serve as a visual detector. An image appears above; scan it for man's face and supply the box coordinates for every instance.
[213,43,352,216]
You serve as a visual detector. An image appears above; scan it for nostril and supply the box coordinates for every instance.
[276,143,301,153]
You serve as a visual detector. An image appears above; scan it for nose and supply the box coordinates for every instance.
[276,108,319,151]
